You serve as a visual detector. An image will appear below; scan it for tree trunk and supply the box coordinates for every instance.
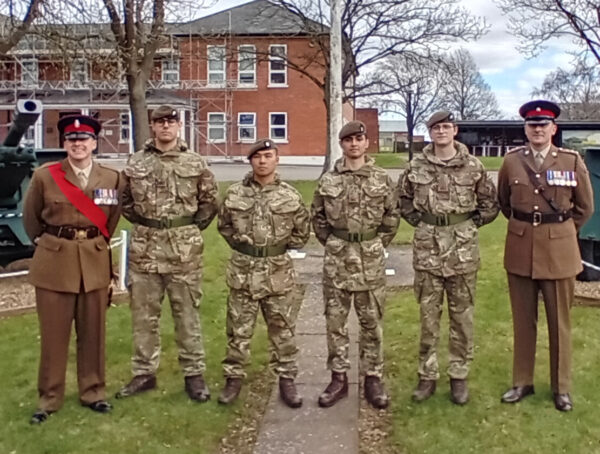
[128,75,150,152]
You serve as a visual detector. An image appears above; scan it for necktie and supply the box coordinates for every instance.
[77,171,87,189]
[535,152,544,169]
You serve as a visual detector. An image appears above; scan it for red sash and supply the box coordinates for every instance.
[48,162,110,238]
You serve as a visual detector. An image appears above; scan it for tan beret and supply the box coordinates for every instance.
[338,120,367,140]
[151,105,179,121]
[426,111,455,129]
[248,138,278,159]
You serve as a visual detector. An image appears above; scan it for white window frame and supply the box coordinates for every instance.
[119,112,130,143]
[238,45,256,86]
[268,44,287,87]
[21,58,38,87]
[238,112,256,142]
[70,58,88,84]
[269,112,288,142]
[161,59,180,87]
[207,45,226,86]
[207,112,226,143]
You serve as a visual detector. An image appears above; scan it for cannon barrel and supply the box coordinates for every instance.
[3,99,43,147]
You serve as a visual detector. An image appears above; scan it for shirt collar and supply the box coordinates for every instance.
[68,160,93,178]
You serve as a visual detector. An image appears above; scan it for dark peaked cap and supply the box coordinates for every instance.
[519,100,561,124]
[58,115,101,139]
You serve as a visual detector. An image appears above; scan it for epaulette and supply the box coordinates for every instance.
[97,162,120,174]
[38,161,56,169]
[557,147,579,155]
[505,146,526,154]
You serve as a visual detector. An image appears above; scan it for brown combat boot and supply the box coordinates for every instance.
[115,374,157,399]
[218,377,243,405]
[411,379,436,402]
[185,374,210,402]
[364,376,389,409]
[450,379,469,405]
[279,377,303,408]
[318,372,348,408]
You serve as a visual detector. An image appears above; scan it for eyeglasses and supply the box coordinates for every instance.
[153,118,178,126]
[430,123,454,132]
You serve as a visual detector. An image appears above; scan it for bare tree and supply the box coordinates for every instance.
[439,48,501,120]
[495,0,600,63]
[532,59,600,119]
[0,0,44,56]
[369,54,448,160]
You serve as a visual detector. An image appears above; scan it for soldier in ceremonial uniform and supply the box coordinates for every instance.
[398,111,499,405]
[217,139,310,408]
[116,105,218,402]
[23,115,122,424]
[311,121,399,409]
[498,100,593,411]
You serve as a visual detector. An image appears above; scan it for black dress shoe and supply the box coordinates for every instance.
[501,385,535,403]
[554,393,573,412]
[84,400,113,413]
[30,410,53,425]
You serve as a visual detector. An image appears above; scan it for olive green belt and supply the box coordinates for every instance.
[232,242,288,257]
[331,228,378,242]
[136,215,195,229]
[420,212,475,227]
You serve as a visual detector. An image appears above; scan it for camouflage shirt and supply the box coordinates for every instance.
[218,172,310,299]
[398,141,499,276]
[122,139,218,273]
[311,156,399,291]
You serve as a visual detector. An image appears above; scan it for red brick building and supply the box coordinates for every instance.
[0,0,343,158]
[355,108,379,153]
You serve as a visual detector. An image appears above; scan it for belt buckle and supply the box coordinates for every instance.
[159,218,170,229]
[349,232,360,242]
[257,246,268,257]
[437,214,449,226]
[532,211,542,227]
[75,229,88,240]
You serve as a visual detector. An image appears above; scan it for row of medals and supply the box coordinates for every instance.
[546,170,578,187]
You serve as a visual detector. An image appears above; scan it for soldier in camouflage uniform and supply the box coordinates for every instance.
[116,105,218,402]
[311,121,399,409]
[217,139,310,408]
[398,111,499,405]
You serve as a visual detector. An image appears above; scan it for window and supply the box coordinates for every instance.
[21,59,38,87]
[238,113,256,142]
[208,113,226,143]
[120,112,130,142]
[207,46,226,85]
[269,112,287,142]
[269,45,287,86]
[238,45,256,86]
[70,58,88,83]
[162,59,179,87]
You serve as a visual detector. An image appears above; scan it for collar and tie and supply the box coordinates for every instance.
[534,151,544,169]
[77,170,88,189]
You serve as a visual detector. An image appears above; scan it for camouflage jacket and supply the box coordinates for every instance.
[398,141,499,276]
[122,139,218,273]
[311,156,399,290]
[218,172,310,299]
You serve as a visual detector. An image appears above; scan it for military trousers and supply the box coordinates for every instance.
[324,285,385,378]
[507,273,573,394]
[128,268,205,377]
[35,285,107,412]
[414,270,476,381]
[223,286,303,379]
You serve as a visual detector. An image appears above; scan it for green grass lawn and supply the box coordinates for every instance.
[383,215,600,453]
[372,152,409,169]
[478,156,504,170]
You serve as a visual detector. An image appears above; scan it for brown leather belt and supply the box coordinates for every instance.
[232,242,288,257]
[512,209,572,226]
[45,225,101,240]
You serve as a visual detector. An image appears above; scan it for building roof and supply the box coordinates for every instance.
[171,0,327,36]
[379,120,407,133]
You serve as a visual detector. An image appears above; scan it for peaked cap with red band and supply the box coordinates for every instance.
[519,100,561,125]
[58,115,101,139]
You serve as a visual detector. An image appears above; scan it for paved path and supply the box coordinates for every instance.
[253,245,413,454]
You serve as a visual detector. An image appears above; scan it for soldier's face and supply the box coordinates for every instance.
[430,123,457,147]
[524,122,557,149]
[250,149,279,177]
[340,134,369,159]
[64,136,96,165]
[151,117,180,144]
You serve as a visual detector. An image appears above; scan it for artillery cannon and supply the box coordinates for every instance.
[0,99,65,268]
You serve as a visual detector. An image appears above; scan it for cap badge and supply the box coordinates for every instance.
[74,119,80,128]
[536,107,541,112]
[265,140,270,147]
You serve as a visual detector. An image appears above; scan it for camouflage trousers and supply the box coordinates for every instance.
[223,286,304,379]
[128,268,205,377]
[324,285,385,378]
[414,270,477,380]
